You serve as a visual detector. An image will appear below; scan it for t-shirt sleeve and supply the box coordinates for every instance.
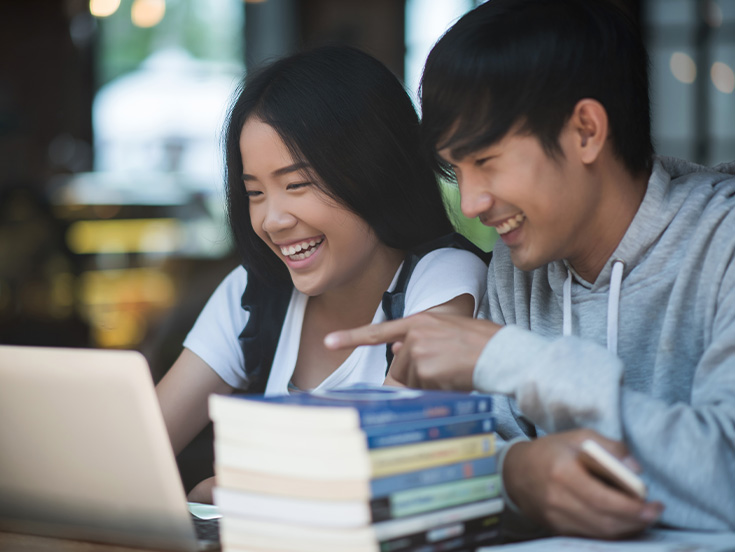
[182,266,250,389]
[402,247,488,317]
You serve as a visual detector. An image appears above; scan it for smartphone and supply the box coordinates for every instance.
[578,439,647,500]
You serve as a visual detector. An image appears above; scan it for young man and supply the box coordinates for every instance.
[325,0,735,539]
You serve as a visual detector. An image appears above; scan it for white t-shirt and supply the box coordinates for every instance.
[183,247,487,396]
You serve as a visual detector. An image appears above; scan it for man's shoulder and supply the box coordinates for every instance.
[655,156,735,240]
[661,155,735,197]
[680,164,735,232]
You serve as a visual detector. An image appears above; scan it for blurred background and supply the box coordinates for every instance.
[0,0,733,382]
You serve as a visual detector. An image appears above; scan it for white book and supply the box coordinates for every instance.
[215,487,371,528]
[215,487,503,536]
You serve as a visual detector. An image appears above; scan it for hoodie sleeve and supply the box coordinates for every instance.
[475,258,735,531]
[622,256,735,531]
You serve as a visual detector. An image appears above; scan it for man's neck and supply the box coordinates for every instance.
[569,160,650,283]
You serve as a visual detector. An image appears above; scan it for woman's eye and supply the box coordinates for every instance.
[287,182,312,191]
[245,190,262,198]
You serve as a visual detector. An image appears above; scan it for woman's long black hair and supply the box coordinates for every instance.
[224,44,455,285]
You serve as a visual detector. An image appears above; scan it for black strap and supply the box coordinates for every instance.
[380,232,491,371]
[238,275,292,393]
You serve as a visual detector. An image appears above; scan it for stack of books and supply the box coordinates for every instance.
[209,386,502,551]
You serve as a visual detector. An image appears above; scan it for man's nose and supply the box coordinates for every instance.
[459,173,494,220]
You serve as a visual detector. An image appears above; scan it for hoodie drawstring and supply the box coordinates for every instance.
[606,260,624,355]
[562,259,625,355]
[563,270,573,337]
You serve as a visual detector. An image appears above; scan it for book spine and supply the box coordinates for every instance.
[358,395,492,427]
[369,434,495,478]
[371,498,504,542]
[370,474,501,522]
[370,455,497,498]
[213,414,496,455]
[379,512,501,552]
[365,414,495,449]
[218,514,502,552]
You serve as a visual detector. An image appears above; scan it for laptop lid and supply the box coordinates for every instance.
[0,345,201,551]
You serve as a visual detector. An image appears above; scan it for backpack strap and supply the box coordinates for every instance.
[238,273,292,394]
[381,232,491,372]
[183,272,289,492]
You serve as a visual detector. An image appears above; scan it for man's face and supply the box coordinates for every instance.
[438,123,599,272]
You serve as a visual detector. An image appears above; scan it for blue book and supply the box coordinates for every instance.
[214,454,498,503]
[364,412,495,449]
[214,411,495,458]
[209,386,493,431]
[370,455,497,498]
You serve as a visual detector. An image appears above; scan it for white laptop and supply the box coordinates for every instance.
[0,344,220,551]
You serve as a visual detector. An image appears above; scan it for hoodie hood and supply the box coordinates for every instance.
[551,155,735,352]
[549,155,735,296]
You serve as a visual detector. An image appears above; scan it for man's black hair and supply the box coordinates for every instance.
[420,0,654,178]
[224,45,454,284]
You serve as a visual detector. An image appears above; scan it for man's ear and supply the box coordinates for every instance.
[570,99,608,165]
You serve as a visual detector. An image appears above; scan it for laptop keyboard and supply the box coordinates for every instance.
[192,514,220,543]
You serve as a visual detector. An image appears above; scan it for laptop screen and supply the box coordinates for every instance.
[0,345,200,551]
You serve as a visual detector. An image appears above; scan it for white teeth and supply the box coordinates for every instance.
[496,213,526,235]
[279,238,324,260]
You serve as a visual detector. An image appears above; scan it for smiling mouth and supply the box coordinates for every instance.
[279,238,324,261]
[496,214,526,235]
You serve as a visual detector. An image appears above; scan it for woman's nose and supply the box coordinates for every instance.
[261,196,298,234]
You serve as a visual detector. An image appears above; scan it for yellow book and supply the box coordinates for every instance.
[369,433,495,478]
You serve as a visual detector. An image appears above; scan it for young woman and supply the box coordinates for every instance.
[156,45,488,503]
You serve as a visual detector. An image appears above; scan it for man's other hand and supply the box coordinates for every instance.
[504,429,664,539]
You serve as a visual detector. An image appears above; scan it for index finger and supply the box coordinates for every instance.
[324,317,415,350]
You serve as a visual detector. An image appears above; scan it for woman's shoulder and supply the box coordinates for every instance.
[415,244,489,274]
[214,265,249,293]
[193,265,250,318]
[399,244,488,316]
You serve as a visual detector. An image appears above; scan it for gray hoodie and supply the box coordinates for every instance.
[477,156,735,531]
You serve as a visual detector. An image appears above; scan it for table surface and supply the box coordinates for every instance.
[4,527,734,552]
[0,531,162,552]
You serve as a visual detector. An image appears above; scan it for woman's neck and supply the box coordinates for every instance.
[291,245,404,390]
[308,245,405,328]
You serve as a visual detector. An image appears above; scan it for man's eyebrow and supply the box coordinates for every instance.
[436,148,458,164]
[242,161,310,181]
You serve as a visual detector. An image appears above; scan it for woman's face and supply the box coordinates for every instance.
[240,118,395,298]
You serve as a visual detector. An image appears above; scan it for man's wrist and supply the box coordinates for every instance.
[498,436,530,514]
